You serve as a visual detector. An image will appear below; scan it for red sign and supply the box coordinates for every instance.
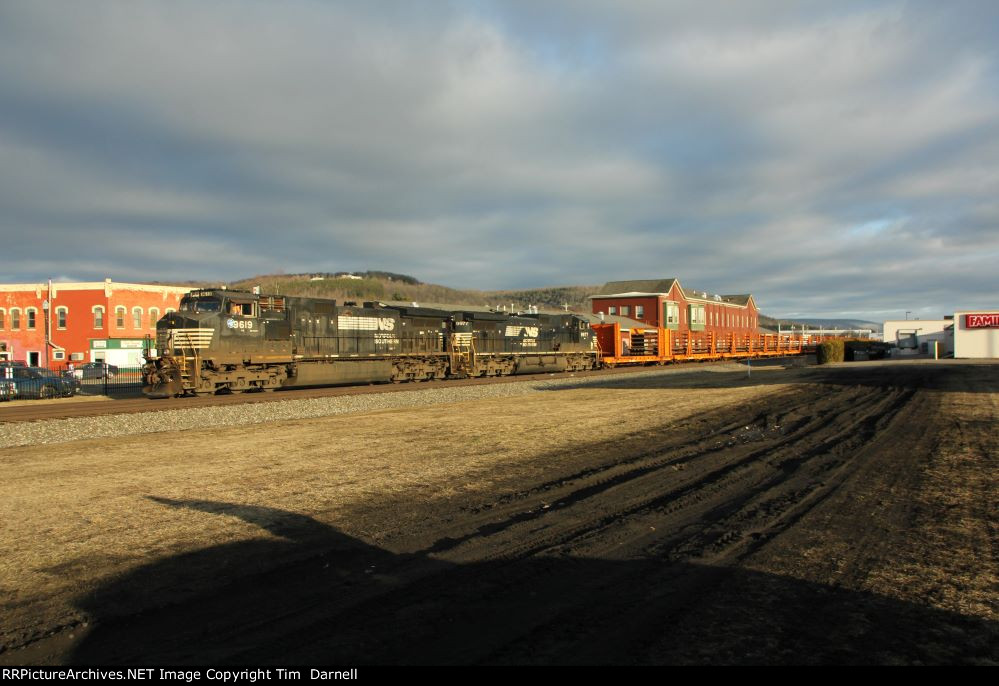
[966,313,999,328]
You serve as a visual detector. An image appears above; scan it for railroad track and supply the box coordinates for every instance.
[0,362,741,424]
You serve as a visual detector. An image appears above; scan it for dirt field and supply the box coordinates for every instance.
[0,360,996,665]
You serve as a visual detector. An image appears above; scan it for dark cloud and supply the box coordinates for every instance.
[0,0,995,318]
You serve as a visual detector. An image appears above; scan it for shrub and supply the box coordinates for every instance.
[816,339,845,364]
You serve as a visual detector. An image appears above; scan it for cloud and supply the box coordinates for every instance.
[0,0,996,317]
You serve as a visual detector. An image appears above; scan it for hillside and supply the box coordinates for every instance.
[229,272,598,312]
[228,272,833,329]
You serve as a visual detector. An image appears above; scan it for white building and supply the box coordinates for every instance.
[883,319,953,357]
[954,311,999,359]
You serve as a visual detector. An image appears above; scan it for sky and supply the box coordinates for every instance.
[0,1,996,320]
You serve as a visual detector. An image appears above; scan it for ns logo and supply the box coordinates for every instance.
[506,325,539,337]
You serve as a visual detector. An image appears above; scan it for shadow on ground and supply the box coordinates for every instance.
[539,360,999,394]
[63,499,997,666]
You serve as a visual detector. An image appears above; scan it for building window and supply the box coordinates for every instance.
[11,309,20,330]
[116,307,126,329]
[149,307,160,327]
[56,307,68,329]
[621,306,630,317]
[689,304,706,331]
[27,308,37,330]
[0,308,4,329]
[94,307,104,329]
[608,306,617,315]
[635,305,644,319]
[53,350,65,361]
[132,307,143,329]
[664,301,679,330]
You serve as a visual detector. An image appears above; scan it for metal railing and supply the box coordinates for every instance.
[49,363,146,398]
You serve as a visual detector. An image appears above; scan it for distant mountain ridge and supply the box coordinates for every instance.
[786,318,882,332]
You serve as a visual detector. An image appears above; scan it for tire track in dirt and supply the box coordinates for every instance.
[466,384,926,664]
[243,381,923,664]
[421,384,913,565]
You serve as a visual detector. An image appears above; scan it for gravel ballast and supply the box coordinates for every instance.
[0,367,750,449]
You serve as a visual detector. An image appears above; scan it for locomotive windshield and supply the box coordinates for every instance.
[179,296,222,313]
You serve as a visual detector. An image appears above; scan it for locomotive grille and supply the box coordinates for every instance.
[158,328,215,351]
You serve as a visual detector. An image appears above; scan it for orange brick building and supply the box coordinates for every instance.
[0,279,191,368]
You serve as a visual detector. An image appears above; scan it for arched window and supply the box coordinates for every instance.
[116,306,126,329]
[0,308,5,330]
[148,307,160,327]
[11,308,21,330]
[93,306,105,329]
[56,306,68,329]
[26,307,37,330]
[132,307,143,329]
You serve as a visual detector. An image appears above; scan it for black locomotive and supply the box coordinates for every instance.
[142,289,598,397]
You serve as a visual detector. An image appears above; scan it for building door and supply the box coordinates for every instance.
[28,351,40,366]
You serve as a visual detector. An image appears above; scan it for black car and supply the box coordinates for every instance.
[9,367,78,399]
[74,362,119,379]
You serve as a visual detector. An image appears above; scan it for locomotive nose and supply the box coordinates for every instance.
[161,314,201,329]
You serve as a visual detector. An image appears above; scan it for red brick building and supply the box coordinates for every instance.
[590,278,759,337]
[0,279,191,368]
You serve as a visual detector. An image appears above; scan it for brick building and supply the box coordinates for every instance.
[590,278,759,337]
[0,279,191,368]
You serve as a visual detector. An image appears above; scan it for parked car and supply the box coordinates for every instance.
[73,362,119,380]
[9,367,78,399]
[61,370,83,394]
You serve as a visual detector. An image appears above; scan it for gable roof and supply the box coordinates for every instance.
[598,279,677,295]
[721,294,752,306]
